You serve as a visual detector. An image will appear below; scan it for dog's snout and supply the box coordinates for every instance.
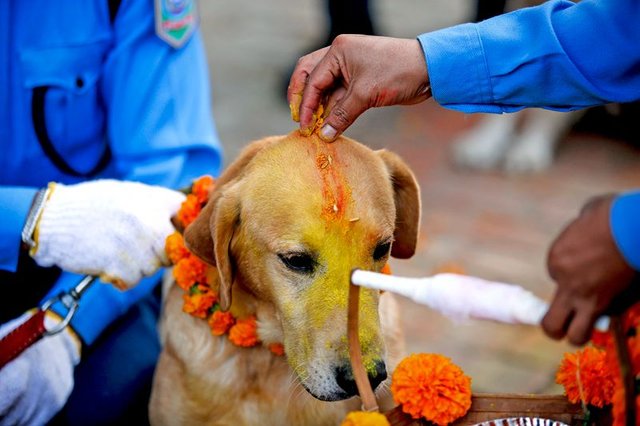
[335,365,358,397]
[368,360,387,391]
[335,361,387,397]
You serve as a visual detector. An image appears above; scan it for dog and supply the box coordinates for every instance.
[149,132,420,425]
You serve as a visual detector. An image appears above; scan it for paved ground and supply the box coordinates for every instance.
[198,1,640,394]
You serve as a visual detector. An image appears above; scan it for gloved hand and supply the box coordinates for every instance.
[30,180,185,289]
[0,312,81,426]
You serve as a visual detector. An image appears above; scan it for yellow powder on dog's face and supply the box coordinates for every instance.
[283,136,384,377]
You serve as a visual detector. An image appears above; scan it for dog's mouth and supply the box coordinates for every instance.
[298,361,387,402]
[300,382,353,402]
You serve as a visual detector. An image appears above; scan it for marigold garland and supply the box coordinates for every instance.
[556,346,615,408]
[340,411,390,426]
[229,316,259,347]
[391,353,472,425]
[176,194,202,228]
[268,343,286,356]
[208,310,235,336]
[166,176,284,355]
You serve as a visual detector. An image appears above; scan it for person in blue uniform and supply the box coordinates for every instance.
[288,0,640,346]
[0,1,222,424]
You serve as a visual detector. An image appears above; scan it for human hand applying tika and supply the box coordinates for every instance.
[288,35,431,141]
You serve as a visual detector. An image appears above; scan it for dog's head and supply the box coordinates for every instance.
[184,132,420,401]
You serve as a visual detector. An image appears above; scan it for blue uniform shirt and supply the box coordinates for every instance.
[418,0,640,271]
[0,0,223,344]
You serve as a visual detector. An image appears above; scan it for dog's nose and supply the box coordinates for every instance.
[335,361,387,396]
[368,360,387,391]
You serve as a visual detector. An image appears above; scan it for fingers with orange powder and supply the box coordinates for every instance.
[288,35,431,142]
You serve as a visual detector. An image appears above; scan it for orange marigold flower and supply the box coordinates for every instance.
[380,263,392,275]
[182,287,217,319]
[611,386,640,426]
[268,343,285,356]
[173,256,207,291]
[340,411,390,426]
[591,329,614,350]
[391,353,472,426]
[209,310,235,336]
[229,316,259,347]
[628,336,640,376]
[165,231,190,264]
[176,194,202,228]
[192,175,215,204]
[556,346,615,408]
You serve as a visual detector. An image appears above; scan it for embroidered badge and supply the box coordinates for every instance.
[154,0,198,48]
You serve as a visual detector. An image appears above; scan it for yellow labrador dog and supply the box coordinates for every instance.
[149,132,420,425]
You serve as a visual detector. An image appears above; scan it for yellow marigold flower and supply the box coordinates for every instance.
[176,194,202,228]
[209,310,235,336]
[391,353,472,426]
[341,411,390,426]
[556,346,615,408]
[229,316,259,347]
[192,175,215,204]
[173,256,207,291]
[165,231,190,265]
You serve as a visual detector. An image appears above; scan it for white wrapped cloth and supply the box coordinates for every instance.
[351,270,609,330]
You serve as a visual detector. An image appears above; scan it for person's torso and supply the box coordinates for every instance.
[0,1,117,186]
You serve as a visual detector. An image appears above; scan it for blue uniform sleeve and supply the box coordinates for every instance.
[101,0,222,189]
[0,187,38,272]
[42,1,223,345]
[418,0,640,113]
[611,191,640,271]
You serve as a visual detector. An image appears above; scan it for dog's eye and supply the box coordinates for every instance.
[278,253,316,274]
[373,241,391,261]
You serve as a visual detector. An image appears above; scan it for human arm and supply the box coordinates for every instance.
[101,0,222,188]
[0,187,38,272]
[542,191,640,345]
[419,0,640,113]
[290,0,640,140]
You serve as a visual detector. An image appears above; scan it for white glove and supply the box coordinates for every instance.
[31,180,185,288]
[0,312,81,426]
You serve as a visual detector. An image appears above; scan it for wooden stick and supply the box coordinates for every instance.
[347,278,379,412]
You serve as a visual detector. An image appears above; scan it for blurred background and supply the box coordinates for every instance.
[198,0,640,394]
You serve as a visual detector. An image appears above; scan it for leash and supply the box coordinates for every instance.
[0,275,96,370]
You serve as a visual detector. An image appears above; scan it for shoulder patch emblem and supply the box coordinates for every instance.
[155,0,198,49]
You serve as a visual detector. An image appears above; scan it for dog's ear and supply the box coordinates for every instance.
[184,137,280,310]
[376,150,421,259]
[209,188,240,311]
[183,188,239,311]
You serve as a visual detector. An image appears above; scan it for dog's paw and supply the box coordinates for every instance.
[452,114,518,170]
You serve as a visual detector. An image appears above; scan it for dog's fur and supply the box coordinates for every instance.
[149,132,420,425]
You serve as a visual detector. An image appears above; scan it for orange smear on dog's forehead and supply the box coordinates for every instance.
[312,139,352,223]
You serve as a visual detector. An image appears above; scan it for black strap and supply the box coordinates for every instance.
[31,86,112,178]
